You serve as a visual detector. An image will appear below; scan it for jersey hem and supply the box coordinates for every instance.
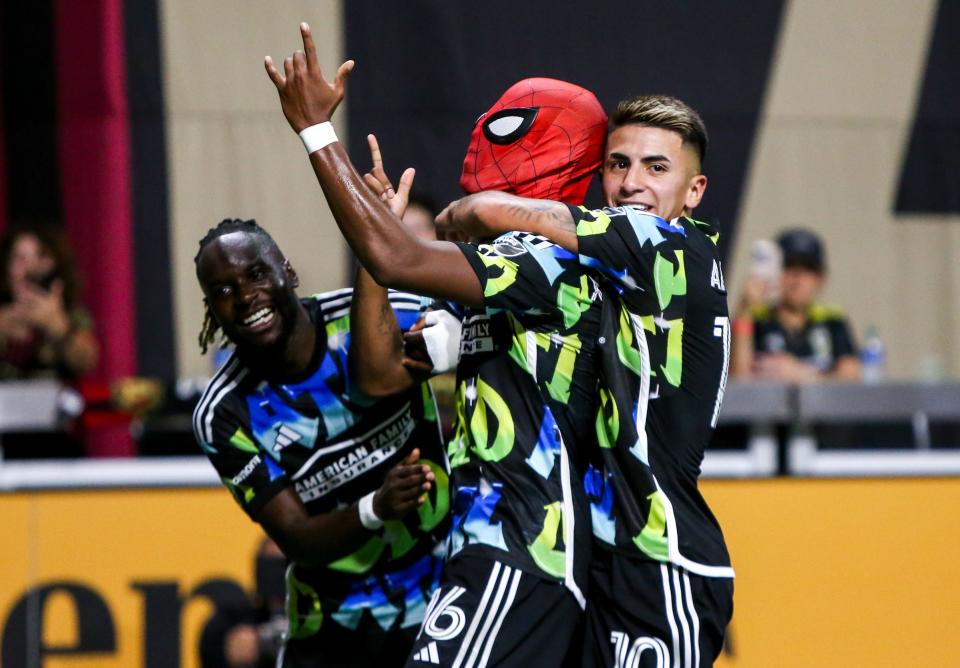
[594,541,734,579]
[446,547,587,608]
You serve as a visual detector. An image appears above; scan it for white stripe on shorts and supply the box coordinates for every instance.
[672,567,692,668]
[682,572,701,668]
[475,568,522,668]
[660,564,681,668]
[451,562,505,668]
[453,562,522,668]
[659,564,703,668]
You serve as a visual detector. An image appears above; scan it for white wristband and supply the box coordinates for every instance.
[358,491,383,530]
[299,122,338,154]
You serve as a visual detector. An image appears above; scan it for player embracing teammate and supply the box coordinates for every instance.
[439,96,735,666]
[194,22,733,668]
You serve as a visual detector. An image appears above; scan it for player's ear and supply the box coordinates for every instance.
[283,259,300,288]
[686,173,707,210]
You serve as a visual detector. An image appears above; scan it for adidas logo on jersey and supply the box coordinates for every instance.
[274,424,302,452]
[413,641,440,664]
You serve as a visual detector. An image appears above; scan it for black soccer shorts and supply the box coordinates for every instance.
[405,555,582,668]
[579,549,733,668]
[279,617,418,668]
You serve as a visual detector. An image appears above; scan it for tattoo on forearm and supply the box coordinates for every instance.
[504,204,541,223]
[378,302,405,355]
[545,204,575,231]
[376,301,396,337]
[501,202,574,233]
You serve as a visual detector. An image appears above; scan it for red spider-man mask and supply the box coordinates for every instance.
[460,78,607,205]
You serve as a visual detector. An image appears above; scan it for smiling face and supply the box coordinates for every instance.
[601,124,707,220]
[196,231,301,351]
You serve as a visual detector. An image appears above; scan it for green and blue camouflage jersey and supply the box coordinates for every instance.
[570,205,734,578]
[192,290,450,638]
[450,231,610,608]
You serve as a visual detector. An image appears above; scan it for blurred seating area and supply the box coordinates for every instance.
[1,377,959,486]
[709,380,960,477]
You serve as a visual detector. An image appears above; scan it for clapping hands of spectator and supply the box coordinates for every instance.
[15,280,71,341]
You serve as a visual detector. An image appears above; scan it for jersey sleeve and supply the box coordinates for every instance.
[193,392,289,519]
[387,290,428,332]
[455,232,594,325]
[570,205,689,321]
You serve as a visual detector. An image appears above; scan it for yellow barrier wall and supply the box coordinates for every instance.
[0,489,263,668]
[709,478,960,667]
[2,479,959,667]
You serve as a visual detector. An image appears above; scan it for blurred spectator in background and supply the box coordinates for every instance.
[731,228,861,382]
[400,192,438,241]
[200,538,288,668]
[0,224,98,380]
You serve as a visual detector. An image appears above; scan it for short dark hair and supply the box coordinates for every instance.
[194,218,277,354]
[194,218,275,264]
[610,95,708,167]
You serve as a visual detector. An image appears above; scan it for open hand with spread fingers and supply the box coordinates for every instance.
[264,22,354,132]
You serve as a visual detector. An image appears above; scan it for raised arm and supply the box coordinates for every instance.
[349,135,423,397]
[264,24,482,307]
[436,191,580,251]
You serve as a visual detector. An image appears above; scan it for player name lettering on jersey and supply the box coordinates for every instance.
[710,258,726,292]
[294,407,417,501]
[460,316,494,356]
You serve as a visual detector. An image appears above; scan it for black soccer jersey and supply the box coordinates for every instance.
[448,231,610,607]
[570,205,734,578]
[193,290,450,638]
[752,303,858,371]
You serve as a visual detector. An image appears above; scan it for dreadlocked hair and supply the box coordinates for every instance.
[195,218,275,354]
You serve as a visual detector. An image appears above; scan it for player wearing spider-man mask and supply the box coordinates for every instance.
[459,77,607,205]
[263,28,629,666]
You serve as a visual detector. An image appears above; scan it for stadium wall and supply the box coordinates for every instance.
[161,0,349,379]
[1,479,958,666]
[126,0,960,381]
[1,0,958,380]
[730,0,960,381]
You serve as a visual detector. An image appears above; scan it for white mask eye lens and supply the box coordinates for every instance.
[481,107,539,145]
[487,115,525,137]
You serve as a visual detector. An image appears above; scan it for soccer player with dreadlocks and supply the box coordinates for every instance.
[192,216,452,667]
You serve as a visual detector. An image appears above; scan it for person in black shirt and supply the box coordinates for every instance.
[731,228,861,381]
